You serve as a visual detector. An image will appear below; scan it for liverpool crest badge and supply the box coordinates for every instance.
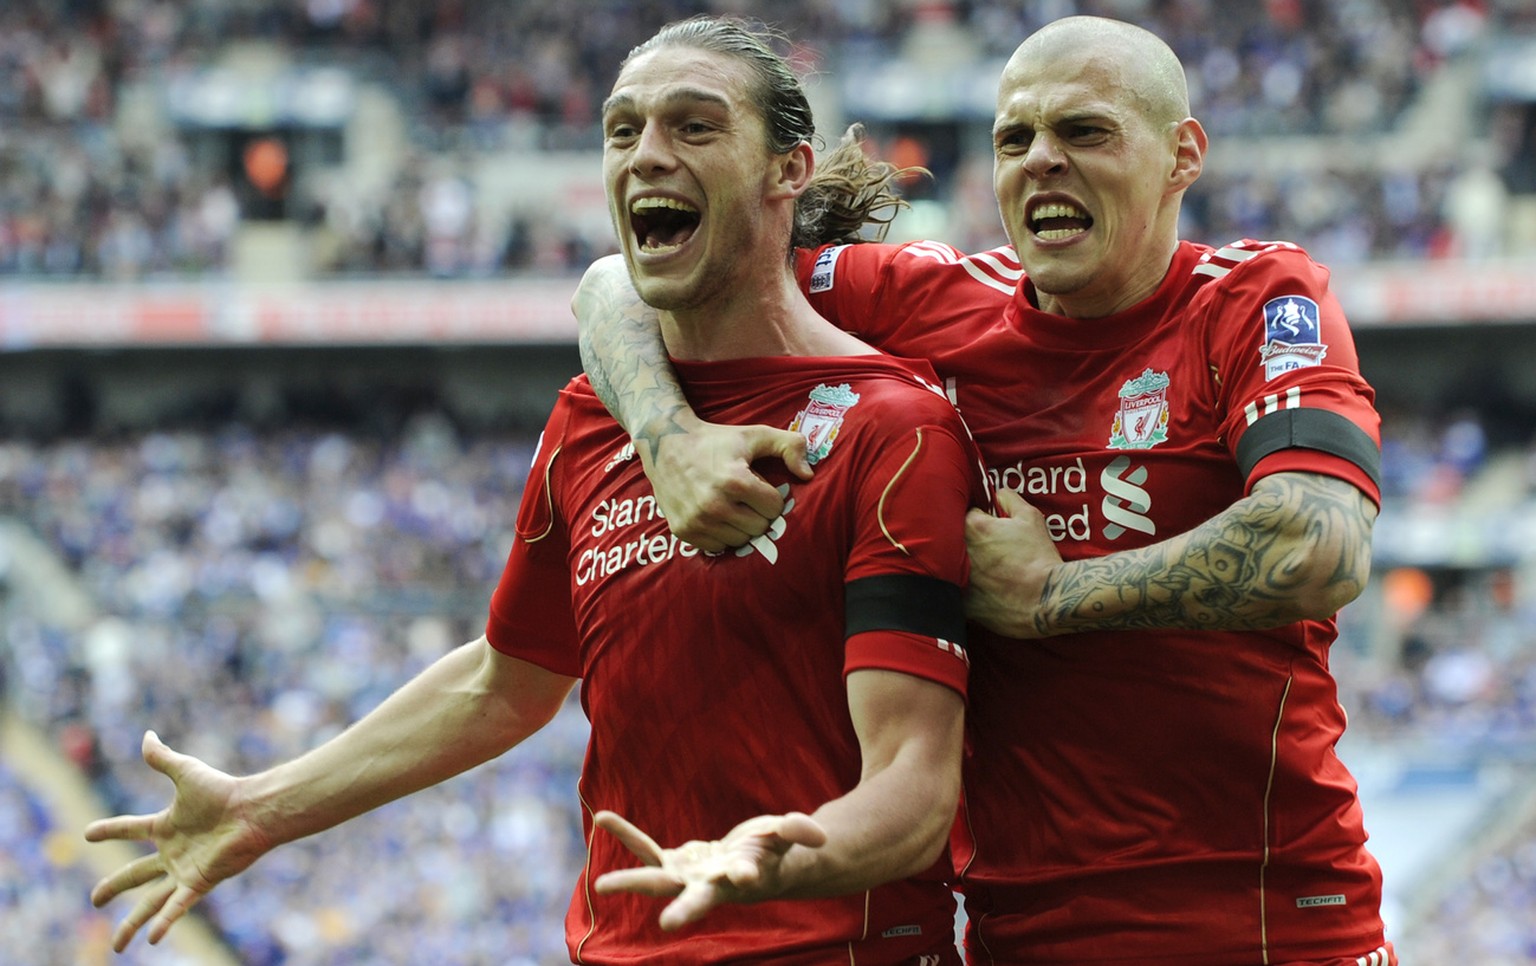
[1108,368,1171,450]
[790,383,860,465]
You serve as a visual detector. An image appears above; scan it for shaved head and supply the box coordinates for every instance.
[990,14,1207,317]
[1009,16,1189,127]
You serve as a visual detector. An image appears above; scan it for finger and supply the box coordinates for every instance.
[90,852,164,907]
[84,812,157,844]
[593,810,665,866]
[142,730,211,786]
[592,866,685,897]
[141,730,189,779]
[724,813,826,887]
[724,853,765,889]
[714,479,785,529]
[773,812,827,849]
[659,878,724,931]
[964,506,996,543]
[703,497,778,539]
[742,426,813,481]
[780,435,813,481]
[671,493,773,550]
[112,876,175,952]
[993,487,1028,517]
[146,883,205,946]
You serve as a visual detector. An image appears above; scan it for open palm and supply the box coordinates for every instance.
[84,731,271,951]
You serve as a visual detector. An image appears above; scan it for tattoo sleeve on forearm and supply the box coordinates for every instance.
[572,262,693,455]
[1035,472,1375,635]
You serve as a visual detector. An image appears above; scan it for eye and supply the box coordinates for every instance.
[605,120,639,143]
[994,128,1032,153]
[1064,123,1109,143]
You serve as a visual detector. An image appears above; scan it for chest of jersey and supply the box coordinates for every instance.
[938,319,1239,557]
[559,426,848,645]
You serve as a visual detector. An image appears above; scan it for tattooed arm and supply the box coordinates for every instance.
[573,255,690,453]
[572,255,813,552]
[964,472,1376,639]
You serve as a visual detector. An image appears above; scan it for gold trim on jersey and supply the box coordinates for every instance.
[523,445,561,543]
[573,775,599,964]
[850,887,873,963]
[878,430,925,554]
[1258,672,1295,965]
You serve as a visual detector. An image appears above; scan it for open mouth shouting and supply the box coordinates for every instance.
[631,196,701,254]
[1029,201,1093,241]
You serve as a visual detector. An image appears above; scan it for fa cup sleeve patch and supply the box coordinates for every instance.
[1258,295,1328,381]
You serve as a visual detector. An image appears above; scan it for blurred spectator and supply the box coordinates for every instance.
[2,388,1534,961]
[1411,818,1536,965]
[1442,144,1512,261]
[0,412,595,963]
[0,761,172,965]
[0,0,1517,280]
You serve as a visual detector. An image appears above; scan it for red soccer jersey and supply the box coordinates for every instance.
[797,239,1388,965]
[486,353,989,965]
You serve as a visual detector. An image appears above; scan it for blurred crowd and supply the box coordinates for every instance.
[0,759,131,964]
[0,0,1526,279]
[1330,405,1536,960]
[0,415,589,964]
[1335,405,1536,754]
[1411,805,1536,964]
[3,0,1536,959]
[0,399,1533,960]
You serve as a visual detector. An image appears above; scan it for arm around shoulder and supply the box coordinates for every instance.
[570,256,814,551]
[572,253,679,438]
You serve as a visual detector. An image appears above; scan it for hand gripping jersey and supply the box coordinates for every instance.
[486,353,990,965]
[797,240,1390,966]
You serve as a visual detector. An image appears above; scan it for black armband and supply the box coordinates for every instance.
[845,574,967,644]
[1236,408,1381,489]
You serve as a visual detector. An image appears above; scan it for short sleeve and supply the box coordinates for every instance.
[1205,245,1382,506]
[840,399,988,692]
[796,242,900,336]
[484,396,582,677]
[846,629,969,698]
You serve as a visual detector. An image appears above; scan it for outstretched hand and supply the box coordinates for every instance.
[964,487,1065,639]
[646,420,813,553]
[83,731,269,952]
[592,810,828,930]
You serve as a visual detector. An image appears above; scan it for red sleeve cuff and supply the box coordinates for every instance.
[845,629,969,700]
[485,610,582,678]
[1247,450,1381,509]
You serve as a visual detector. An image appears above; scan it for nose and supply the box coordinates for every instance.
[630,123,675,177]
[1022,131,1068,179]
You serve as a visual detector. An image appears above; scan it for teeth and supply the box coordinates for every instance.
[631,196,698,214]
[1037,228,1081,240]
[1032,202,1087,222]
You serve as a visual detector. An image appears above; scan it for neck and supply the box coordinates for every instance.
[661,268,874,361]
[1036,236,1181,319]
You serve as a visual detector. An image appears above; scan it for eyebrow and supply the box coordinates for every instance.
[993,110,1113,136]
[601,86,734,119]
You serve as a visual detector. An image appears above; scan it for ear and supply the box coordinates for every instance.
[765,140,815,202]
[1169,117,1207,192]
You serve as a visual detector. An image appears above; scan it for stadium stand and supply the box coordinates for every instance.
[2,0,1535,962]
[2,0,1531,281]
[1,413,590,965]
